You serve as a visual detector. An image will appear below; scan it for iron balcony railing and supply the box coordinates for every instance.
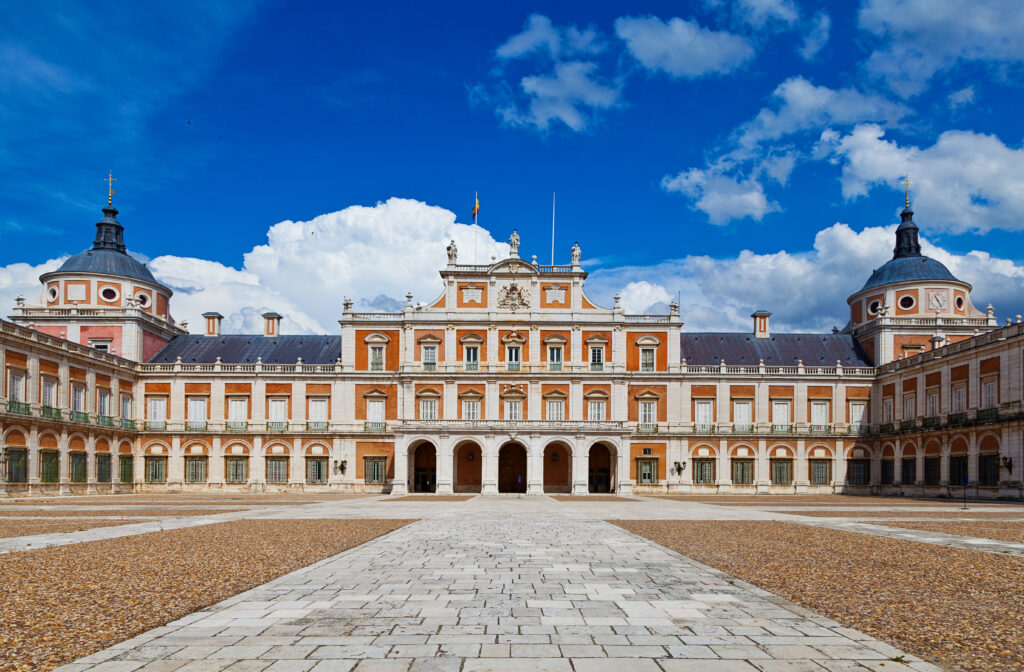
[548,362,562,372]
[7,401,31,415]
[41,406,62,420]
[694,423,715,434]
[145,420,166,430]
[225,421,248,431]
[590,363,604,372]
[464,362,479,371]
[732,423,752,433]
[187,420,207,431]
[879,422,894,433]
[71,410,90,424]
[306,421,329,432]
[364,421,387,432]
[120,418,136,430]
[506,362,521,372]
[422,362,436,371]
[810,424,831,434]
[97,415,114,427]
[771,423,792,434]
[948,412,967,426]
[637,423,659,434]
[922,416,941,429]
[899,419,917,431]
[266,421,288,431]
[977,407,999,422]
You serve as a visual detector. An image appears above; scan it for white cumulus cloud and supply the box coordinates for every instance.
[615,15,754,78]
[799,12,831,60]
[499,61,621,132]
[662,168,779,224]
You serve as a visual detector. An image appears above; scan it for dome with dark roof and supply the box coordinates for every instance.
[45,204,161,285]
[857,205,964,292]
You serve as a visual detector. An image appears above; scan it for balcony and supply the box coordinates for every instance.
[848,422,871,435]
[732,424,753,434]
[948,412,967,426]
[97,415,114,427]
[922,416,941,429]
[899,419,917,432]
[364,421,387,432]
[120,418,136,430]
[548,362,562,372]
[879,422,894,433]
[464,362,478,371]
[694,423,715,434]
[506,362,521,372]
[71,410,90,424]
[186,420,207,431]
[7,401,31,415]
[370,362,384,372]
[422,362,436,372]
[41,406,62,420]
[590,363,604,372]
[637,423,659,434]
[771,424,792,434]
[306,421,329,432]
[810,424,831,434]
[266,421,288,432]
[977,407,999,422]
[225,421,248,431]
[144,420,166,431]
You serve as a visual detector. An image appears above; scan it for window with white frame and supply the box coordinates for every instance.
[71,384,86,412]
[849,401,867,427]
[639,400,657,425]
[42,378,57,407]
[462,399,480,420]
[464,345,479,370]
[587,399,606,421]
[926,391,939,416]
[8,370,24,402]
[422,346,436,370]
[546,399,564,421]
[366,399,385,423]
[308,398,328,424]
[694,399,713,429]
[903,395,916,420]
[547,346,562,371]
[982,379,998,408]
[369,346,385,371]
[590,346,604,371]
[419,398,438,420]
[228,397,247,423]
[504,399,522,420]
[952,385,966,412]
[882,398,894,422]
[120,394,131,418]
[187,397,207,428]
[268,397,288,424]
[640,348,655,372]
[810,400,829,426]
[147,396,166,426]
[772,400,791,427]
[732,400,752,429]
[97,389,110,416]
[506,346,521,371]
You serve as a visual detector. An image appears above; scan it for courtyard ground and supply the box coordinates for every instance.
[0,492,1019,671]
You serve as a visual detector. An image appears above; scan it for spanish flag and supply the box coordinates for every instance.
[472,192,479,222]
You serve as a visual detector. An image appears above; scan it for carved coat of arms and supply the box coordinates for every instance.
[497,283,530,311]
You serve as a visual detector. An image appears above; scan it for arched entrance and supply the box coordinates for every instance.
[543,442,571,493]
[412,442,436,493]
[498,443,527,493]
[454,441,482,493]
[588,443,615,493]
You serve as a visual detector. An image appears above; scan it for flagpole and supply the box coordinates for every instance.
[550,192,556,266]
[474,191,478,264]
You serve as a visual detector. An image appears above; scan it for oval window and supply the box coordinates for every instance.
[100,287,118,302]
[47,286,58,302]
[955,296,965,311]
[135,293,150,307]
[899,295,915,310]
[867,300,881,315]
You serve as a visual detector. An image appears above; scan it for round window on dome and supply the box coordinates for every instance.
[135,293,151,308]
[46,286,58,302]
[867,300,881,316]
[899,295,915,311]
[955,296,965,311]
[100,287,119,303]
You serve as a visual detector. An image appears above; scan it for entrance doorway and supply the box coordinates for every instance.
[543,442,571,493]
[454,441,482,493]
[588,443,613,493]
[498,443,527,493]
[412,443,436,493]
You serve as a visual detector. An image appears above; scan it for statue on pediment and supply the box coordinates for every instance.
[509,229,520,257]
[446,239,458,264]
[571,241,581,265]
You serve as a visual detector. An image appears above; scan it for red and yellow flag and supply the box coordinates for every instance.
[472,193,479,222]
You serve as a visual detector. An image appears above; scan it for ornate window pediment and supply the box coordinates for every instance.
[542,333,567,344]
[501,331,526,344]
[415,387,441,399]
[363,332,391,344]
[416,334,442,345]
[633,389,661,401]
[635,334,661,346]
[499,386,527,400]
[458,388,484,400]
[459,333,484,344]
[542,389,568,400]
[584,389,610,400]
[585,334,609,345]
[362,388,388,400]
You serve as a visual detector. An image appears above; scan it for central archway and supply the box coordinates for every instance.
[588,443,615,493]
[412,442,436,493]
[454,440,482,493]
[498,443,527,493]
[543,442,571,493]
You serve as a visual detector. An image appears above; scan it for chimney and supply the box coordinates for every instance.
[262,312,282,337]
[752,310,771,339]
[202,312,223,337]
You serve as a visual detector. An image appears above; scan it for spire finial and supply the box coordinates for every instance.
[105,171,117,206]
[900,174,912,209]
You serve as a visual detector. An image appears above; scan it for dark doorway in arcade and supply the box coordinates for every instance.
[498,443,527,493]
[589,443,613,493]
[413,442,436,493]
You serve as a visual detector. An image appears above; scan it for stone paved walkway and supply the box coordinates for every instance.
[57,504,940,672]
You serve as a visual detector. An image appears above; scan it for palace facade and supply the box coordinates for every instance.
[1,200,1022,498]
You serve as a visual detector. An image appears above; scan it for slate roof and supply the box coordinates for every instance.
[149,335,341,364]
[55,248,159,284]
[680,333,872,367]
[859,255,960,292]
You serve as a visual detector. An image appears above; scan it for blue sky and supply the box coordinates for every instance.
[3,0,1024,334]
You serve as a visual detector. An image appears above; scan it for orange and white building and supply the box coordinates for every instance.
[1,199,1021,498]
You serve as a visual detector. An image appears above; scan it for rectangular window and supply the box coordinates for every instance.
[810,459,831,485]
[97,389,110,416]
[422,346,436,371]
[926,392,939,416]
[548,346,562,371]
[266,457,288,483]
[228,397,247,422]
[40,452,59,483]
[770,459,793,485]
[950,455,968,485]
[225,457,248,483]
[6,449,27,483]
[504,399,522,421]
[42,379,57,407]
[924,457,940,485]
[588,400,606,421]
[364,456,386,484]
[847,460,868,486]
[693,459,716,484]
[640,348,655,372]
[849,401,867,428]
[732,459,754,485]
[268,398,287,422]
[147,396,167,428]
[639,400,657,424]
[772,400,791,428]
[637,458,658,484]
[307,457,328,483]
[901,458,916,485]
[70,453,86,483]
[462,399,480,420]
[506,346,521,371]
[903,395,915,420]
[546,400,564,421]
[145,457,167,483]
[96,454,111,483]
[71,384,85,412]
[308,398,328,426]
[120,394,132,419]
[952,386,966,412]
[880,460,894,485]
[590,347,604,371]
[420,398,438,420]
[187,397,207,429]
[982,380,998,408]
[732,400,751,430]
[366,399,385,423]
[370,346,385,371]
[8,371,24,402]
[979,454,999,487]
[120,455,134,483]
[464,346,479,371]
[882,398,894,422]
[810,400,829,426]
[185,457,207,483]
[694,399,713,428]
